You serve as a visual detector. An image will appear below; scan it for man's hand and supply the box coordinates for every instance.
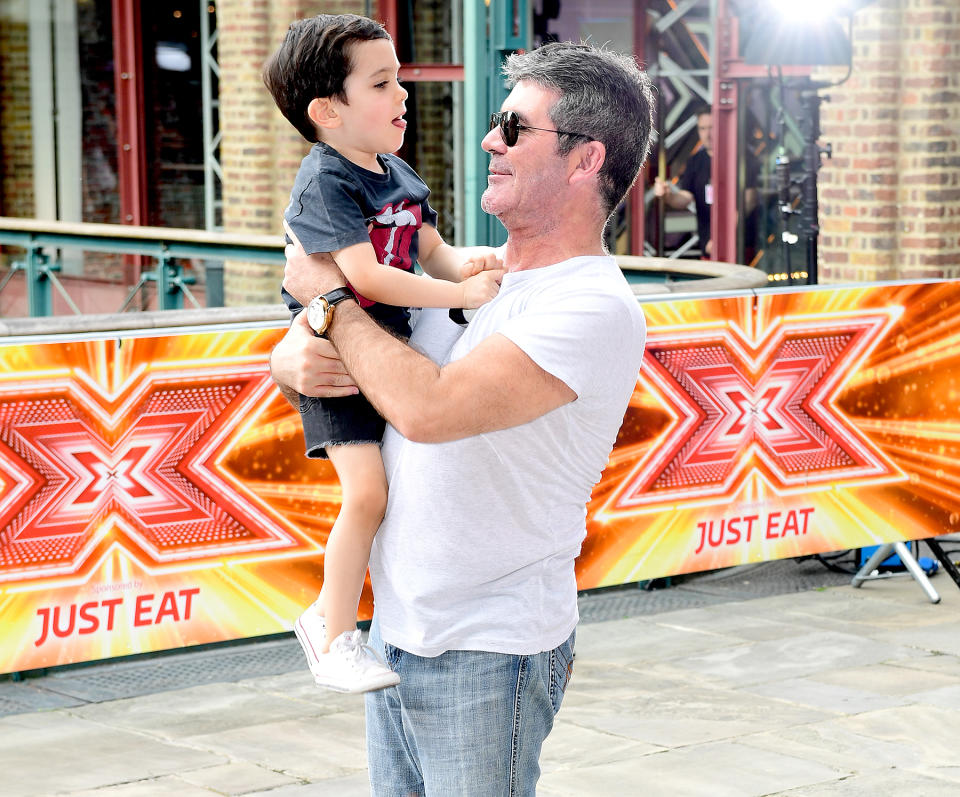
[654,178,694,211]
[460,269,503,309]
[270,312,358,399]
[281,219,347,305]
[460,248,503,280]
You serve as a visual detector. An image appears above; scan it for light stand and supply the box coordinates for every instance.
[798,85,832,284]
[742,2,855,285]
[852,542,940,603]
[773,77,836,286]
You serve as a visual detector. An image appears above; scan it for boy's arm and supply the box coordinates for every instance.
[332,242,500,310]
[279,229,577,444]
[417,225,502,283]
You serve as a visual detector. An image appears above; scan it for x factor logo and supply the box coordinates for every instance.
[608,309,904,512]
[0,364,298,583]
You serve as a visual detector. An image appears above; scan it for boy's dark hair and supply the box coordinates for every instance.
[263,14,391,142]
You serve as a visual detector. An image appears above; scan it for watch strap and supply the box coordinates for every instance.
[322,286,355,307]
[310,286,356,336]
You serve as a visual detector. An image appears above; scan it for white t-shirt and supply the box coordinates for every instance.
[370,255,646,656]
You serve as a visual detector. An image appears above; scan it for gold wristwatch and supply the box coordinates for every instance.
[305,287,356,336]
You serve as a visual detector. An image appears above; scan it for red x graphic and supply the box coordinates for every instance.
[72,446,154,503]
[610,311,901,510]
[0,366,297,582]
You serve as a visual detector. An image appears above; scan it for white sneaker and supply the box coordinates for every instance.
[310,629,401,694]
[293,601,327,672]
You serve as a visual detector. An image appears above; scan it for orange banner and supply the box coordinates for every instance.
[1,281,958,673]
[0,326,341,672]
[581,282,959,588]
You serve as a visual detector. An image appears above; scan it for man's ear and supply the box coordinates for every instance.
[568,140,606,185]
[307,97,341,131]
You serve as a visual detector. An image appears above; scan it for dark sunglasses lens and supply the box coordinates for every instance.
[501,113,519,146]
[489,112,519,146]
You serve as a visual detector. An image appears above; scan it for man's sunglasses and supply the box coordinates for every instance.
[489,111,590,147]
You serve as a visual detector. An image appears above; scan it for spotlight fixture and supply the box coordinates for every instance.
[739,0,865,67]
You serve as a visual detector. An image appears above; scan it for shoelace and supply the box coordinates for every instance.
[337,632,393,674]
[350,631,390,670]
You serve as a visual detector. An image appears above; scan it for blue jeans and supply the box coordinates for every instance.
[365,616,576,796]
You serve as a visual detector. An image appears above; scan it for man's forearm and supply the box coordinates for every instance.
[276,382,300,409]
[666,188,695,210]
[268,312,360,404]
[269,348,301,408]
[326,300,439,436]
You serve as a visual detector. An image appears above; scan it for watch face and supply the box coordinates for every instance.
[306,297,326,333]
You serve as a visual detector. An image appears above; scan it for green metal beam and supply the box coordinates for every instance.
[463,0,529,247]
[25,244,52,317]
[0,225,285,316]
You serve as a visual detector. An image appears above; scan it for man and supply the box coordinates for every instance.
[272,42,654,795]
[654,105,714,257]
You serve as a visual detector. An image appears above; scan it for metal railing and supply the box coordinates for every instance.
[616,255,768,294]
[0,218,285,316]
[0,218,770,318]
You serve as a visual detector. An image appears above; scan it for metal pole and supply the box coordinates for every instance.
[631,0,649,257]
[462,0,485,247]
[25,242,52,317]
[799,86,822,284]
[712,0,739,264]
[200,0,221,232]
[112,0,149,303]
[463,0,525,247]
[852,542,940,604]
[156,251,184,311]
[926,538,960,590]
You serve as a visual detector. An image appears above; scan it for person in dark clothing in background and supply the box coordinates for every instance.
[654,105,714,258]
[654,105,762,263]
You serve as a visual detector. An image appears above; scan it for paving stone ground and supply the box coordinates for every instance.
[4,553,960,796]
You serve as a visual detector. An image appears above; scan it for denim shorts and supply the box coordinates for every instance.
[364,615,576,796]
[282,289,411,460]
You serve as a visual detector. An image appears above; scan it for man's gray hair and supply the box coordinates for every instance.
[503,42,655,217]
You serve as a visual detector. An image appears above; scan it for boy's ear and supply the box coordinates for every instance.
[307,97,341,130]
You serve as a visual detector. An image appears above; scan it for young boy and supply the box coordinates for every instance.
[263,14,502,693]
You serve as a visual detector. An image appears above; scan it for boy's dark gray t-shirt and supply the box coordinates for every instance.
[284,141,438,325]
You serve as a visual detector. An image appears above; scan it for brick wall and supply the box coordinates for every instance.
[818,0,960,282]
[217,0,462,304]
[0,9,34,219]
[218,0,280,305]
[217,0,366,305]
[411,81,456,243]
[2,1,452,305]
[410,0,456,243]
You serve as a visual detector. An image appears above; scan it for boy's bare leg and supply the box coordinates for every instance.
[320,442,387,652]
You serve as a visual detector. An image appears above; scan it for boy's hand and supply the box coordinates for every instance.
[460,249,503,280]
[460,269,503,309]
